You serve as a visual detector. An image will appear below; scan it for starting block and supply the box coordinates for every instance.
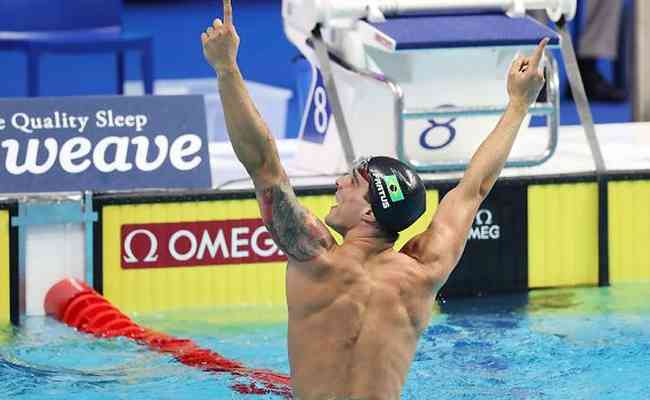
[283,0,576,174]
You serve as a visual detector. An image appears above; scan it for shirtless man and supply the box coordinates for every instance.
[201,2,548,398]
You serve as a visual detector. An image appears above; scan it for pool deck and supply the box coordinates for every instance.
[210,122,650,189]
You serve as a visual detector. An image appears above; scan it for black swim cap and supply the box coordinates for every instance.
[355,156,426,234]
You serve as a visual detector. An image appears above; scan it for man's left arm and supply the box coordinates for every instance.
[401,38,549,288]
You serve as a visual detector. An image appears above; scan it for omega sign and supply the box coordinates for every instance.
[468,209,501,240]
[121,219,286,269]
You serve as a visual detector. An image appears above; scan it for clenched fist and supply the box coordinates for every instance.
[507,38,549,109]
[201,0,240,75]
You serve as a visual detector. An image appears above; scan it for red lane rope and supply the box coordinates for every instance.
[44,278,292,398]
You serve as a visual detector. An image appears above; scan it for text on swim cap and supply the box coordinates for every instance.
[373,175,390,209]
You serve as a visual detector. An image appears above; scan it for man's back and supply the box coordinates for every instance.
[286,242,437,400]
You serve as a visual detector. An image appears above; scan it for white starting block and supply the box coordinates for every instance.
[283,0,577,174]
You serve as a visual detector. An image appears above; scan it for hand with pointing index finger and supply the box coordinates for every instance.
[201,0,240,75]
[507,38,549,109]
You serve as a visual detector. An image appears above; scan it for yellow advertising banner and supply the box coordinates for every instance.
[528,183,599,288]
[609,180,650,283]
[0,210,10,325]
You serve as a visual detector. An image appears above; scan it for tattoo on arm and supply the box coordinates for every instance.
[259,182,333,262]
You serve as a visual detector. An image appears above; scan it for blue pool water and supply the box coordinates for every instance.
[1,284,649,399]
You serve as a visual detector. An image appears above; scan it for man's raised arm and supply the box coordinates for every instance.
[201,0,277,179]
[402,38,549,287]
[201,0,335,262]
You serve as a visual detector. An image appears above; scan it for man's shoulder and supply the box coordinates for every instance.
[287,242,341,274]
[398,239,451,287]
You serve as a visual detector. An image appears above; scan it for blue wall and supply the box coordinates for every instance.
[0,0,631,125]
[0,0,297,97]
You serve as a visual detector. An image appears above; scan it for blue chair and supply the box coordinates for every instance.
[0,0,153,96]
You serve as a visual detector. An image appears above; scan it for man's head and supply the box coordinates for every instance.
[325,156,426,239]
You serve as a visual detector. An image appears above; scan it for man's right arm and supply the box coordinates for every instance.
[402,38,549,288]
[201,1,335,263]
[217,66,284,181]
[201,0,278,181]
[218,68,337,262]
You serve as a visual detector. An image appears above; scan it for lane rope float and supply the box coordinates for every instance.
[44,278,292,398]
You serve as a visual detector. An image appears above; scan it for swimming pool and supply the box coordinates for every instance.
[2,283,649,399]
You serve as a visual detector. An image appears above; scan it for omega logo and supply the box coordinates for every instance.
[122,223,283,267]
[468,209,501,240]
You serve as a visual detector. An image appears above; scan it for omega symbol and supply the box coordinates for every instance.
[475,209,494,225]
[123,229,159,263]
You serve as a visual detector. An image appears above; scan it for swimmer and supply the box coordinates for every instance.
[202,2,548,398]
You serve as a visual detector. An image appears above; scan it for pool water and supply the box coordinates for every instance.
[2,284,650,399]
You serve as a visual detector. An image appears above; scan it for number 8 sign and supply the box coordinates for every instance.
[300,66,332,144]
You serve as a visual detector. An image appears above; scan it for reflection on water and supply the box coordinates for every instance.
[0,323,15,345]
[436,283,650,316]
[136,304,289,336]
[527,284,650,315]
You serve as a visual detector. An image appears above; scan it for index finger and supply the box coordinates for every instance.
[223,0,233,26]
[529,37,550,68]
